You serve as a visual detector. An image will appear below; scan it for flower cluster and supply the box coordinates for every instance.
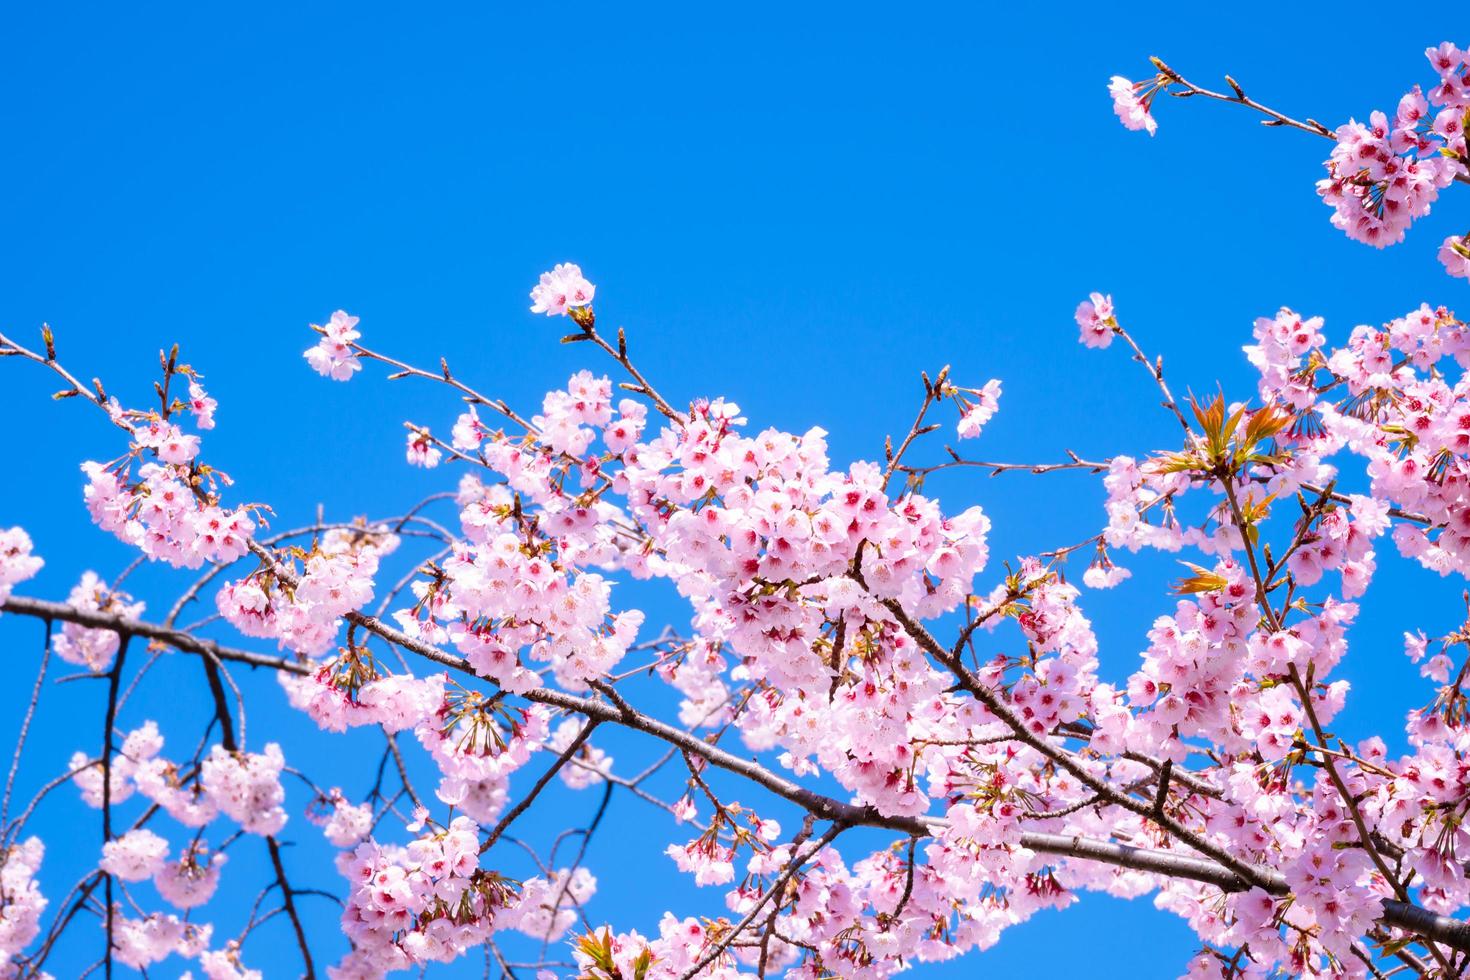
[1248,304,1470,577]
[1062,291,1470,973]
[510,868,597,942]
[392,397,647,692]
[417,696,551,812]
[52,571,144,671]
[68,357,259,571]
[280,648,444,734]
[75,726,289,841]
[529,263,595,317]
[1075,292,1116,349]
[1108,75,1159,135]
[82,453,255,571]
[128,723,221,827]
[333,817,518,974]
[953,380,1002,440]
[0,527,43,608]
[1317,46,1468,250]
[100,828,171,881]
[199,744,289,836]
[1110,43,1470,279]
[308,790,376,849]
[218,526,397,657]
[304,310,363,381]
[0,838,46,970]
[110,912,211,970]
[154,843,226,909]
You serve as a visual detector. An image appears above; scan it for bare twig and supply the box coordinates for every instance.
[2,620,52,826]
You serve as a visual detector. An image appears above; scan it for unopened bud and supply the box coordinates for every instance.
[569,306,596,330]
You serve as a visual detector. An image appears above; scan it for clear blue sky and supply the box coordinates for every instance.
[2,3,1466,977]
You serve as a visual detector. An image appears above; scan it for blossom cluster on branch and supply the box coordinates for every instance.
[1111,42,1470,280]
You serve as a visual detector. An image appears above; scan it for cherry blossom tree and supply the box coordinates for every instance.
[1,40,1469,980]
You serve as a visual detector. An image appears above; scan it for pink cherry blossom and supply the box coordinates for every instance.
[1109,76,1159,135]
[52,572,144,671]
[406,428,443,468]
[199,744,288,836]
[1442,233,1470,279]
[1075,292,1117,348]
[0,838,47,967]
[0,526,43,608]
[529,263,595,317]
[186,380,217,429]
[154,843,225,909]
[955,379,1002,440]
[303,310,362,380]
[100,828,170,881]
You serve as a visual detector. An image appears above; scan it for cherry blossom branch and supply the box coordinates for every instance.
[879,595,1270,888]
[351,342,541,435]
[481,720,601,854]
[1154,57,1336,140]
[539,779,616,957]
[1052,722,1223,799]
[678,819,843,979]
[2,595,305,674]
[1289,656,1452,972]
[898,449,1109,480]
[0,328,131,433]
[197,577,318,980]
[1150,56,1470,187]
[1115,323,1193,436]
[1022,830,1470,956]
[0,596,1167,855]
[164,513,452,630]
[339,343,658,552]
[7,78,1470,973]
[6,591,931,833]
[1219,474,1455,973]
[881,365,949,491]
[566,314,682,423]
[1294,480,1435,528]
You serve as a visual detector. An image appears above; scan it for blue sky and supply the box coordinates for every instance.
[2,3,1467,977]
